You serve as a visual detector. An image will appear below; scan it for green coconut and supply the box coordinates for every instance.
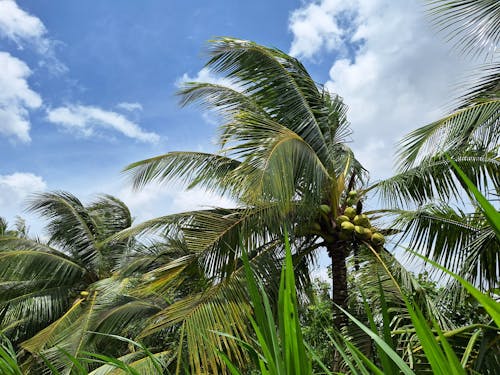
[354,225,363,236]
[348,190,358,198]
[344,207,356,220]
[335,215,350,226]
[371,233,385,246]
[320,204,331,214]
[362,228,372,240]
[80,291,89,297]
[341,221,355,232]
[353,215,363,226]
[353,214,370,227]
[355,226,372,240]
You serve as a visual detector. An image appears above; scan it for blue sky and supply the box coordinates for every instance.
[0,0,475,242]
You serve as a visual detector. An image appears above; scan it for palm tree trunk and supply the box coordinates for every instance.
[329,242,348,328]
[328,242,348,371]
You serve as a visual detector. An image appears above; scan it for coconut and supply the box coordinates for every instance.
[344,207,356,219]
[371,233,385,246]
[353,214,370,227]
[348,190,358,198]
[346,198,356,206]
[355,226,372,240]
[341,221,355,232]
[335,215,350,226]
[354,225,364,237]
[353,215,363,226]
[80,291,89,297]
[320,204,331,214]
[362,228,372,240]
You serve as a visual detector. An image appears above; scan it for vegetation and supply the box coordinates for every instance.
[0,0,498,373]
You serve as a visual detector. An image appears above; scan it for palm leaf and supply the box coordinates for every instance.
[427,0,500,58]
[397,98,499,170]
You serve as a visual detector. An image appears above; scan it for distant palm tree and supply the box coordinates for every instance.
[0,216,29,238]
[0,193,161,373]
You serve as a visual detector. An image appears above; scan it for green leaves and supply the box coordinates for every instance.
[218,231,312,375]
[447,155,500,239]
[427,0,500,59]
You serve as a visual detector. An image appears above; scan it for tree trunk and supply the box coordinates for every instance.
[328,242,348,328]
[327,242,348,371]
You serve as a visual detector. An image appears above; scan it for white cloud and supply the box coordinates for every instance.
[289,0,354,59]
[0,51,42,142]
[116,102,143,112]
[289,0,475,179]
[0,0,46,46]
[0,172,47,216]
[0,0,66,73]
[46,104,160,143]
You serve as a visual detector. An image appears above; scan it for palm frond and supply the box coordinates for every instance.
[427,0,500,59]
[221,112,332,207]
[124,151,241,196]
[88,195,133,238]
[376,153,499,207]
[88,350,171,375]
[0,239,87,341]
[397,98,499,170]
[205,38,332,163]
[393,203,499,288]
[178,81,265,118]
[457,63,500,106]
[26,192,100,266]
[142,276,251,374]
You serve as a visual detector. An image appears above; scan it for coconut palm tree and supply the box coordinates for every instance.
[119,36,500,372]
[0,216,30,239]
[118,37,448,373]
[0,193,163,373]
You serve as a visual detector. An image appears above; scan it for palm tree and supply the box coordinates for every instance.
[0,192,162,373]
[120,36,500,372]
[118,37,436,372]
[0,216,30,239]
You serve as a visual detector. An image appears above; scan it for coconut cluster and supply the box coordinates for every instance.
[300,190,385,249]
[334,191,385,248]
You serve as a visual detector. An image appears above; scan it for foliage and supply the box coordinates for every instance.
[119,37,376,371]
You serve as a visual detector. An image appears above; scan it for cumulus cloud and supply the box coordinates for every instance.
[0,172,46,212]
[116,102,143,112]
[289,0,474,179]
[0,0,66,73]
[289,0,354,59]
[0,51,42,142]
[0,0,46,46]
[46,104,160,143]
